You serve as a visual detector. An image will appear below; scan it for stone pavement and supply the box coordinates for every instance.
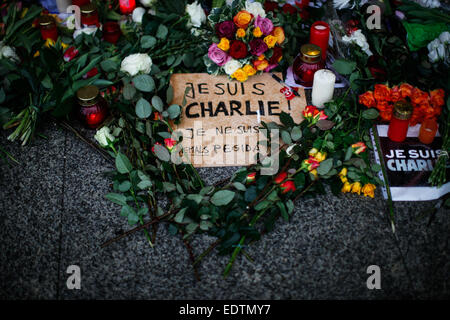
[0,109,449,300]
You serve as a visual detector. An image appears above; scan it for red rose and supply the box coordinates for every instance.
[229,40,248,59]
[298,9,309,20]
[264,1,279,12]
[282,4,297,15]
[269,46,283,65]
[274,172,288,184]
[280,181,296,194]
[215,21,237,40]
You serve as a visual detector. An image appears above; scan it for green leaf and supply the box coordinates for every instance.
[200,221,212,231]
[254,200,271,211]
[286,200,294,214]
[141,35,157,49]
[233,182,246,191]
[137,180,152,190]
[105,193,128,206]
[133,74,155,92]
[123,84,136,100]
[115,152,133,174]
[156,24,168,39]
[154,144,170,162]
[167,104,181,119]
[277,202,288,221]
[362,108,379,120]
[281,130,292,144]
[294,172,305,189]
[166,85,174,104]
[151,96,164,112]
[187,194,203,204]
[317,158,333,176]
[100,59,118,72]
[332,59,357,75]
[135,98,152,119]
[345,146,353,161]
[280,111,294,127]
[291,126,302,141]
[174,208,187,223]
[118,180,132,192]
[210,190,235,206]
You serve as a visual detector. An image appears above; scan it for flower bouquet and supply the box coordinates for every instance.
[204,0,286,82]
[359,83,445,126]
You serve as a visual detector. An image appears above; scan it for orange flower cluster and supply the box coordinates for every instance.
[359,84,445,126]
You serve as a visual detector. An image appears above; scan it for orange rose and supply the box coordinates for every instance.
[399,83,413,98]
[390,85,401,103]
[253,59,269,71]
[379,110,392,122]
[430,89,445,108]
[376,100,390,112]
[373,84,391,102]
[271,26,285,45]
[411,87,429,105]
[359,91,376,108]
[233,10,253,29]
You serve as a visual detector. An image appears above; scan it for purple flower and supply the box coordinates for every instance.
[254,16,273,35]
[215,21,237,39]
[208,43,231,66]
[249,39,268,56]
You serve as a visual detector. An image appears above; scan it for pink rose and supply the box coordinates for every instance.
[254,16,273,35]
[208,43,231,66]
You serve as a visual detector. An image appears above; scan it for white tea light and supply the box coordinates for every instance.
[311,69,336,109]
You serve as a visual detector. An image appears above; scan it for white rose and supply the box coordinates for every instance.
[224,59,242,75]
[186,1,206,28]
[436,43,446,59]
[94,127,115,147]
[132,7,146,24]
[439,31,450,45]
[120,53,153,76]
[427,38,440,51]
[428,49,439,63]
[73,26,98,39]
[0,45,19,62]
[140,0,157,7]
[245,0,266,18]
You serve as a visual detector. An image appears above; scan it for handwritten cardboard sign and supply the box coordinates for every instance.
[169,73,306,167]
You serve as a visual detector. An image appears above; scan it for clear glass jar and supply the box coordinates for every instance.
[81,3,99,27]
[292,44,324,87]
[76,85,108,129]
[387,101,413,142]
[39,15,58,41]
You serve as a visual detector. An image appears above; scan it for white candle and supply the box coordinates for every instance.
[311,69,336,109]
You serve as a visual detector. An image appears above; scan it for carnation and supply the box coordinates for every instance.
[94,127,115,147]
[132,7,146,24]
[245,0,266,18]
[342,29,372,56]
[120,53,153,76]
[186,1,206,28]
[0,42,19,63]
[224,59,242,76]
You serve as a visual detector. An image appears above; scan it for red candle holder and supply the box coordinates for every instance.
[81,3,99,27]
[119,0,136,15]
[292,44,324,87]
[76,85,109,129]
[387,101,413,142]
[103,21,121,44]
[39,15,58,41]
[72,0,91,7]
[310,21,330,61]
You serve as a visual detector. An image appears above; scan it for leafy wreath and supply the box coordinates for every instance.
[0,0,448,278]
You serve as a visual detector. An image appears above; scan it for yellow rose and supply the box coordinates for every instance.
[338,167,348,178]
[45,38,55,48]
[308,148,318,156]
[271,26,285,45]
[257,54,265,61]
[236,28,246,38]
[263,35,277,48]
[232,68,248,82]
[233,10,253,29]
[253,27,263,38]
[243,64,256,76]
[314,151,327,162]
[362,183,376,198]
[253,59,269,71]
[340,176,348,184]
[341,182,352,193]
[217,37,230,51]
[310,169,318,180]
[351,182,362,195]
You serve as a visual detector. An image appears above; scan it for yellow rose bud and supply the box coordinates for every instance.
[236,28,246,38]
[314,151,327,162]
[217,37,230,51]
[341,181,352,193]
[61,42,69,51]
[340,176,348,184]
[33,51,40,58]
[243,64,256,76]
[253,27,263,38]
[351,182,362,195]
[338,167,348,178]
[310,169,318,180]
[45,38,56,48]
[362,183,376,198]
[232,68,248,82]
[263,35,277,49]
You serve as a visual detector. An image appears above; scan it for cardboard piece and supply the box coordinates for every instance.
[169,73,307,167]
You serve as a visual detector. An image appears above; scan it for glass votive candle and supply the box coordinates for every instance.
[119,0,136,15]
[80,3,99,27]
[387,101,413,142]
[418,118,438,144]
[103,21,121,44]
[76,85,109,129]
[292,44,324,87]
[72,0,91,7]
[39,15,58,41]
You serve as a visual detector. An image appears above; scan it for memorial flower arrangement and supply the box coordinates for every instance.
[204,0,286,81]
[0,0,448,279]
